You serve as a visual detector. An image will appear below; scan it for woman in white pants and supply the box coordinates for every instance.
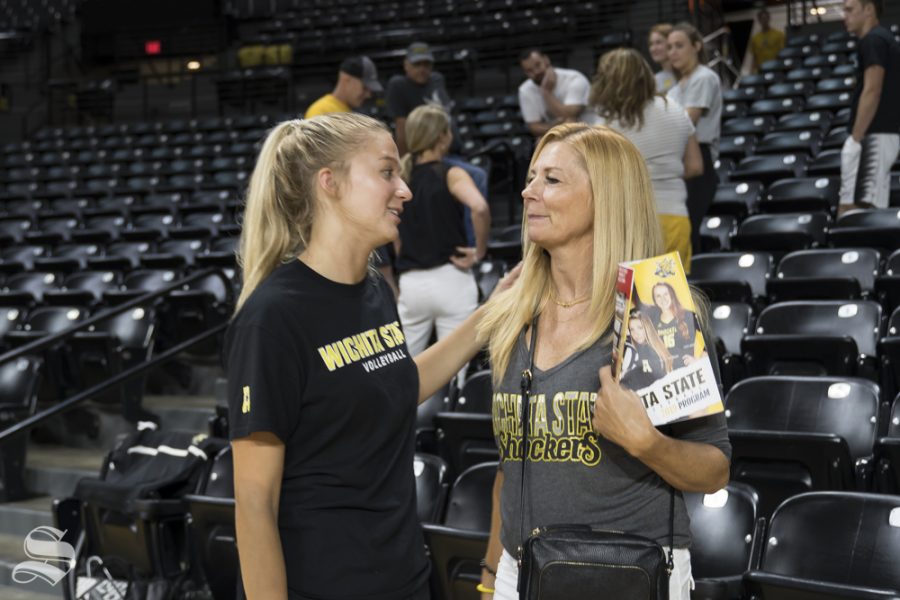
[396,104,491,361]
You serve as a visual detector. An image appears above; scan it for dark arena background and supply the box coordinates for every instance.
[0,0,899,598]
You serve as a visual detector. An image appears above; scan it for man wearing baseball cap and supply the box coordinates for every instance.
[305,55,382,118]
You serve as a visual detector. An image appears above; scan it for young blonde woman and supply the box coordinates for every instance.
[667,22,723,255]
[225,113,517,600]
[586,47,703,268]
[649,23,676,93]
[476,124,730,600]
[396,104,491,365]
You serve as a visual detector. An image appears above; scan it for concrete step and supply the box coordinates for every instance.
[25,444,106,499]
[0,496,54,539]
[0,532,66,599]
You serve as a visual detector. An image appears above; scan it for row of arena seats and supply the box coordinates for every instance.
[49,423,900,600]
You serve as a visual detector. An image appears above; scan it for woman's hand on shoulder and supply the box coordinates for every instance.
[490,261,523,298]
[592,366,659,458]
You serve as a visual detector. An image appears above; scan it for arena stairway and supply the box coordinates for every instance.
[0,393,219,599]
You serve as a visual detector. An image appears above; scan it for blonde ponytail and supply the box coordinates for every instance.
[400,104,450,182]
[235,112,389,313]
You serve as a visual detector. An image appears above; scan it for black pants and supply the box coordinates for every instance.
[686,143,719,254]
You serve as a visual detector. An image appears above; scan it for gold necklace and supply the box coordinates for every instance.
[550,291,590,308]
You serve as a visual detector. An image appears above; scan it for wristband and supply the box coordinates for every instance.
[479,558,497,577]
[476,583,495,594]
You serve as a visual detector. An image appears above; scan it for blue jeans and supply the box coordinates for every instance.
[444,155,488,246]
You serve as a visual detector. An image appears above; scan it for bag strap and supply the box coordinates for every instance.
[517,317,539,566]
[516,315,677,577]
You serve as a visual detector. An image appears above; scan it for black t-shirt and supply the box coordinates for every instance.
[225,259,429,600]
[850,25,900,134]
[385,71,463,154]
[620,342,668,391]
[652,311,696,367]
[396,161,467,273]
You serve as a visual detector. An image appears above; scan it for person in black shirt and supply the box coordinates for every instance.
[396,105,491,368]
[226,113,518,600]
[839,0,900,211]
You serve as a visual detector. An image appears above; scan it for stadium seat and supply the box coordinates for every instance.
[0,355,43,501]
[821,127,850,150]
[754,130,821,156]
[422,462,496,600]
[829,208,900,252]
[689,252,773,305]
[816,76,856,93]
[744,492,900,598]
[722,116,774,137]
[875,396,900,494]
[44,270,123,307]
[732,153,808,186]
[713,158,736,182]
[766,248,880,302]
[878,307,900,410]
[742,300,882,378]
[708,302,754,391]
[806,92,853,111]
[877,249,900,313]
[415,453,449,524]
[766,81,814,99]
[684,482,765,600]
[453,370,492,413]
[710,180,763,217]
[718,135,758,162]
[435,409,497,481]
[1,271,62,306]
[726,376,880,518]
[731,212,828,254]
[785,66,831,83]
[761,176,839,213]
[806,148,842,176]
[749,97,804,117]
[699,215,739,252]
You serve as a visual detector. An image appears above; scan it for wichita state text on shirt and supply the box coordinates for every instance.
[316,320,409,373]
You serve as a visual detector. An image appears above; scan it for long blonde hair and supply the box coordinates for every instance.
[235,112,389,312]
[400,104,450,182]
[477,124,663,384]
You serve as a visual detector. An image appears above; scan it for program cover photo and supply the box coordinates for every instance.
[612,252,724,426]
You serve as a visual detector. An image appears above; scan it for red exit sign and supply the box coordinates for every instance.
[144,40,161,55]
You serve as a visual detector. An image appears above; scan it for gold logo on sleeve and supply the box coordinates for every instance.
[242,386,251,414]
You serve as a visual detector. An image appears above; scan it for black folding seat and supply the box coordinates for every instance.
[37,212,80,241]
[722,115,774,137]
[167,173,208,192]
[708,301,755,391]
[0,245,48,274]
[821,127,849,150]
[699,214,739,252]
[755,130,820,156]
[142,238,207,269]
[82,210,127,241]
[744,492,900,598]
[875,396,900,493]
[210,170,248,190]
[422,462,496,600]
[766,81,814,99]
[732,153,808,186]
[878,249,900,313]
[0,354,43,501]
[70,303,158,420]
[104,268,179,305]
[690,251,773,304]
[46,197,92,214]
[183,444,237,600]
[832,63,857,77]
[742,300,882,378]
[415,453,449,524]
[131,209,176,236]
[767,248,879,303]
[786,66,833,84]
[822,39,857,55]
[1,271,62,305]
[777,44,816,59]
[829,208,900,252]
[732,212,827,254]
[806,148,842,176]
[761,176,839,213]
[0,215,34,243]
[722,102,749,120]
[38,242,103,273]
[718,135,757,162]
[685,482,764,600]
[0,306,27,344]
[775,110,833,133]
[739,72,781,87]
[434,403,496,481]
[749,97,803,117]
[878,307,900,407]
[787,33,821,47]
[726,376,879,518]
[760,58,795,72]
[452,370,492,413]
[804,53,842,68]
[92,240,153,271]
[713,157,736,182]
[723,87,764,103]
[807,92,853,112]
[816,76,856,93]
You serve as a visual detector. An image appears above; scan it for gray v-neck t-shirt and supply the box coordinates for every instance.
[493,330,731,553]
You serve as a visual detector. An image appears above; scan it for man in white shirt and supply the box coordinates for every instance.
[518,49,591,137]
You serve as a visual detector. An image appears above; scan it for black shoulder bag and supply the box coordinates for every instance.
[516,317,674,600]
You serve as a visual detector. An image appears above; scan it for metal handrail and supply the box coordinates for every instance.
[0,267,233,442]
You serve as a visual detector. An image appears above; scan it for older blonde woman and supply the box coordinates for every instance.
[476,124,730,600]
